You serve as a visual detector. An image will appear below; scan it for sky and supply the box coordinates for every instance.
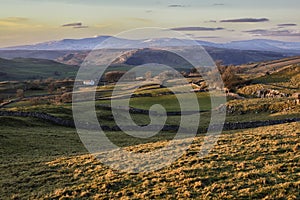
[0,0,299,47]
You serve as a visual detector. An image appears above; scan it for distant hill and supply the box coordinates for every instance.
[220,39,300,54]
[205,46,286,65]
[2,36,300,55]
[0,57,79,81]
[1,36,299,66]
[55,47,286,66]
[1,36,122,51]
[0,50,81,60]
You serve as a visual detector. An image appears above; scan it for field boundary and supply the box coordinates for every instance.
[96,104,207,116]
[0,110,299,132]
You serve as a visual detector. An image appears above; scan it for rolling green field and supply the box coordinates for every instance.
[1,85,299,199]
[0,57,79,81]
[0,117,299,199]
[0,58,299,199]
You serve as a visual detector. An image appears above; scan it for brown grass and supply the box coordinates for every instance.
[1,122,299,199]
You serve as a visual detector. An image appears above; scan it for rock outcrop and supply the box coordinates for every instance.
[256,89,287,98]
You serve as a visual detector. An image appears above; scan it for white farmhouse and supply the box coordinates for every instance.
[83,80,95,86]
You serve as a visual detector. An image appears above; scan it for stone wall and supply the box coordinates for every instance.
[0,110,299,132]
[0,111,74,127]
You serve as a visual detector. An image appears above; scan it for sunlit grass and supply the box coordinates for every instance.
[1,120,299,199]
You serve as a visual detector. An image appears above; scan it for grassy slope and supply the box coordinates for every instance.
[238,62,300,97]
[5,94,299,133]
[0,118,299,199]
[252,63,300,84]
[238,56,300,79]
[0,57,79,81]
[0,56,299,199]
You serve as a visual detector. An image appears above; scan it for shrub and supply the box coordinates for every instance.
[221,66,244,91]
[16,89,24,98]
[105,71,126,83]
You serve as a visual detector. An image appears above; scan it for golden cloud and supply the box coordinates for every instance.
[0,17,30,27]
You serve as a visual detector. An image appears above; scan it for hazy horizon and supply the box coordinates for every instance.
[0,0,299,48]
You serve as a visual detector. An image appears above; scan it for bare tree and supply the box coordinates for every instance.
[221,66,244,91]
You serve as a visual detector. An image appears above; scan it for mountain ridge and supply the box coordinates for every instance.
[56,47,286,66]
[2,36,300,55]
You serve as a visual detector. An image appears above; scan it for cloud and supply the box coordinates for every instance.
[62,22,88,28]
[171,27,224,31]
[204,20,217,23]
[213,3,225,6]
[244,29,300,37]
[220,18,269,23]
[1,17,29,22]
[277,23,297,27]
[62,22,82,27]
[0,17,30,27]
[168,4,185,7]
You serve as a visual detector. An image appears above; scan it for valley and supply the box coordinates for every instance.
[0,52,299,198]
